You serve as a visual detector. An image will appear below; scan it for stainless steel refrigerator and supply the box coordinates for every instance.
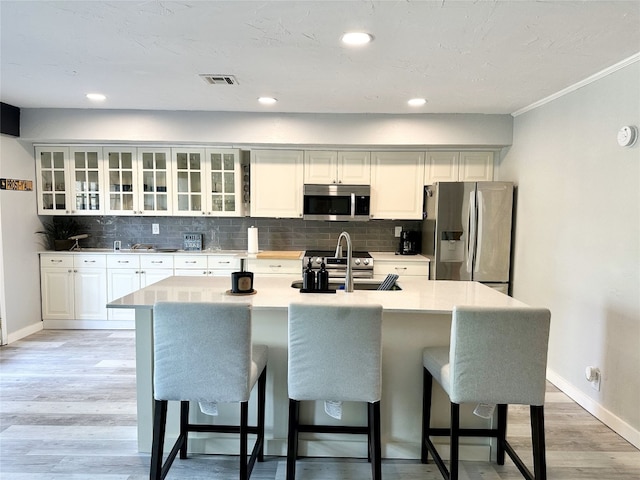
[421,181,514,294]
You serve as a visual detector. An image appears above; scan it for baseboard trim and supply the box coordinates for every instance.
[547,369,640,449]
[7,321,44,344]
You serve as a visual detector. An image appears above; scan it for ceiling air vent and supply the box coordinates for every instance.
[199,74,238,85]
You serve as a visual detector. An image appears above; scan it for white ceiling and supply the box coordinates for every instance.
[1,0,639,115]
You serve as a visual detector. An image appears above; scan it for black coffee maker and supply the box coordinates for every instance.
[398,230,420,255]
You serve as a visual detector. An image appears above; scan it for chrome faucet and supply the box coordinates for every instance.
[334,231,354,292]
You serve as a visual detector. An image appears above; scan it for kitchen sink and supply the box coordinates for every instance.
[290,280,402,291]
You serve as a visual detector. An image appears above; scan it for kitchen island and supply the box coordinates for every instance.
[108,274,525,460]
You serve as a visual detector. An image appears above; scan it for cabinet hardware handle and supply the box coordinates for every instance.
[185,261,197,264]
[68,269,73,273]
[395,267,407,271]
[84,260,96,263]
[118,260,129,264]
[270,264,282,268]
[219,261,230,264]
[151,261,163,264]
[50,259,63,263]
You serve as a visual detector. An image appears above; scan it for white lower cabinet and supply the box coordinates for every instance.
[246,258,301,276]
[372,253,430,278]
[106,254,173,321]
[40,253,108,327]
[174,254,240,276]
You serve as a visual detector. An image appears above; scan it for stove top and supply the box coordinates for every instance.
[304,250,372,258]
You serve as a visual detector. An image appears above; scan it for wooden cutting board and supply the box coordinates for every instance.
[256,250,302,259]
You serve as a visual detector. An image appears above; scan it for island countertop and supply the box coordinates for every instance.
[111,274,527,459]
[107,274,525,313]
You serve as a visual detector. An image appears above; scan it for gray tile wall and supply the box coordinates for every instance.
[61,216,423,253]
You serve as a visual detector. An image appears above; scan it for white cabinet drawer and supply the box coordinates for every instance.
[40,254,74,268]
[208,255,240,270]
[248,258,301,275]
[74,254,107,268]
[107,254,140,269]
[375,262,429,277]
[174,255,207,269]
[140,255,174,269]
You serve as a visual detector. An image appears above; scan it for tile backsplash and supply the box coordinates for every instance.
[56,216,423,253]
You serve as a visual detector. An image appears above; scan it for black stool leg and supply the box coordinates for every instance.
[450,402,460,480]
[497,404,507,465]
[421,367,434,463]
[150,400,167,480]
[257,367,267,462]
[179,401,189,459]
[369,401,382,480]
[240,401,249,480]
[531,405,547,480]
[286,399,300,480]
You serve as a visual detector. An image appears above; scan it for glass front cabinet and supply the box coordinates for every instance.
[36,146,105,215]
[172,148,243,217]
[103,147,172,216]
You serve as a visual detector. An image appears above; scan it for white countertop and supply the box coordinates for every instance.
[108,274,524,314]
[369,251,430,262]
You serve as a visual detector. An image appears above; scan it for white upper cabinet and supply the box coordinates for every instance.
[103,147,172,216]
[172,148,243,217]
[370,151,425,220]
[36,146,105,215]
[425,151,494,184]
[304,150,370,185]
[250,149,304,218]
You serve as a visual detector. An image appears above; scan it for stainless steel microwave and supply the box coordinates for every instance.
[303,184,371,221]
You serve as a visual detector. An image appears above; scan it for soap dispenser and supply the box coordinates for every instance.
[317,262,329,291]
[303,259,316,291]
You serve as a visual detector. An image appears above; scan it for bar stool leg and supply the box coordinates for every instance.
[150,400,167,480]
[421,368,434,463]
[531,405,547,480]
[369,401,382,480]
[497,404,507,465]
[179,401,189,459]
[240,401,249,480]
[450,402,460,480]
[286,399,300,480]
[257,367,267,461]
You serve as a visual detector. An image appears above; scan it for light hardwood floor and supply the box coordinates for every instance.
[1,329,638,479]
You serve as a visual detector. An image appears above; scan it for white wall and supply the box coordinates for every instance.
[19,110,513,147]
[0,135,44,342]
[500,61,640,447]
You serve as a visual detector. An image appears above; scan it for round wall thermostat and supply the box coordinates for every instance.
[617,125,637,147]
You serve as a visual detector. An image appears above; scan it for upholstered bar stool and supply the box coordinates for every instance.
[421,306,551,480]
[287,302,383,480]
[150,302,267,480]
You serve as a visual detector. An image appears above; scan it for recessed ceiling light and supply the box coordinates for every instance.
[258,97,277,105]
[86,93,106,101]
[341,32,373,46]
[408,98,427,107]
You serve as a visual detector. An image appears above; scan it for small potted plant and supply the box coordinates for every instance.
[36,217,84,251]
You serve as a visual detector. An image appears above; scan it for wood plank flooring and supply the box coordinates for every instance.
[1,330,638,479]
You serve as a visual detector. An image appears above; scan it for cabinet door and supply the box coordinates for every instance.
[459,152,494,181]
[173,148,205,216]
[250,150,304,218]
[141,269,174,286]
[104,147,139,215]
[68,147,105,215]
[370,152,425,220]
[138,148,172,216]
[304,151,338,184]
[205,149,243,216]
[338,151,370,185]
[40,268,74,319]
[35,146,71,215]
[107,267,140,321]
[425,152,459,184]
[74,268,108,320]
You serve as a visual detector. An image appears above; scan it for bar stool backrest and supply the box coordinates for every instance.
[449,306,551,405]
[153,302,253,403]
[288,302,383,403]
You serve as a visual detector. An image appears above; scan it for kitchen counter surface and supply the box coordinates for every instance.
[108,274,523,314]
[39,249,305,258]
[369,251,430,262]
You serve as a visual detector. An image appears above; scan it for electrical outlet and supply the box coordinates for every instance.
[395,226,402,237]
[585,366,601,391]
[152,223,159,235]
